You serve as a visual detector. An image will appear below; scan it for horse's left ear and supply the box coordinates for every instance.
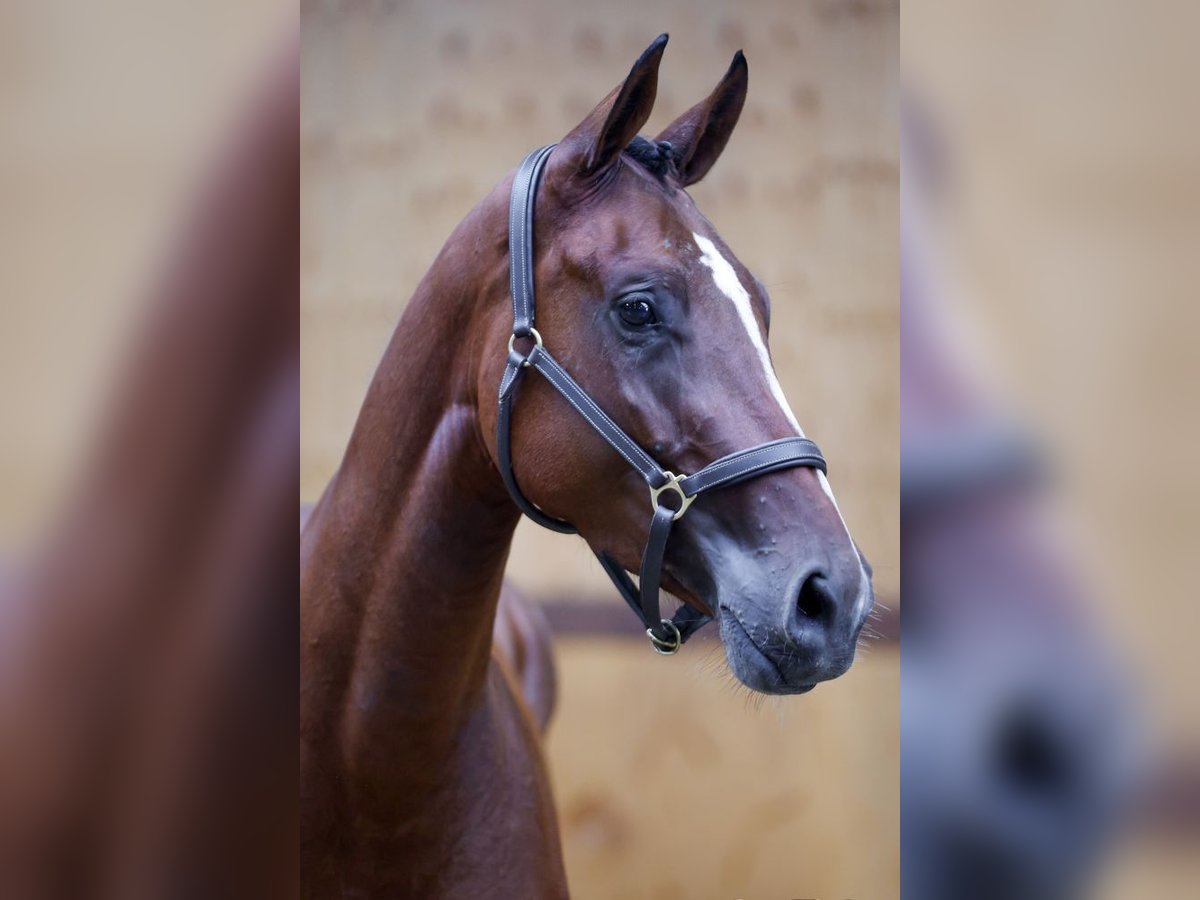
[655,51,748,186]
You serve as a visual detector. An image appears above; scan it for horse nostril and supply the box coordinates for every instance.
[796,572,832,620]
[994,702,1075,796]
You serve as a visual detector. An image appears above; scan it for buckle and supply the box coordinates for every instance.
[647,619,682,655]
[507,327,543,367]
[649,471,695,521]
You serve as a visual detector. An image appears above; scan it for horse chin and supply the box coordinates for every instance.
[717,608,819,696]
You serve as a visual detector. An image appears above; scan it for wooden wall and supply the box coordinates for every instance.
[549,639,899,899]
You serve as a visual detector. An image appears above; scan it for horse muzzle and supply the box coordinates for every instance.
[716,562,872,694]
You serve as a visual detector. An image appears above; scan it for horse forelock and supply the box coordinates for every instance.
[623,135,678,183]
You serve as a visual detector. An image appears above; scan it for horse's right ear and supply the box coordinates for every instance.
[557,34,667,177]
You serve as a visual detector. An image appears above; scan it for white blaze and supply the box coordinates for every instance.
[693,233,803,435]
[693,233,863,578]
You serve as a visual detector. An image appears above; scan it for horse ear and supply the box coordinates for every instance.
[655,51,748,186]
[559,34,668,177]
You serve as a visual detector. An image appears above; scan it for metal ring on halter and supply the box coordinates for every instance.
[647,619,682,655]
[649,471,695,522]
[507,327,543,367]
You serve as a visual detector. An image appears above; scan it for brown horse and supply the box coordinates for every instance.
[300,502,556,731]
[0,37,298,899]
[900,99,1135,900]
[300,36,873,897]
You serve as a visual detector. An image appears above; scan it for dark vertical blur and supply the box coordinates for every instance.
[0,2,298,897]
[903,1,1199,896]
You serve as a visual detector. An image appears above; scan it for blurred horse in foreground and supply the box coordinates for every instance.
[0,37,299,900]
[900,100,1137,900]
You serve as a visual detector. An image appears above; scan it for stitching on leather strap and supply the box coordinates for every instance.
[686,440,825,492]
[533,351,660,479]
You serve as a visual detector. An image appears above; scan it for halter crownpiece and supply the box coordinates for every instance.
[497,145,829,654]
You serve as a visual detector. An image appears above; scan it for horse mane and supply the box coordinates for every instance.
[624,135,677,183]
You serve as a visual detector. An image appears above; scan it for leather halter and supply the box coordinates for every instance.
[497,145,829,654]
[902,424,1043,514]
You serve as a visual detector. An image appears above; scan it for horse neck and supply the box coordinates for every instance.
[302,194,519,735]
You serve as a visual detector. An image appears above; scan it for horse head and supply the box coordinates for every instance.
[476,36,873,694]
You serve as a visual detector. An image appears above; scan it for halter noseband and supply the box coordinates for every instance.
[497,145,829,654]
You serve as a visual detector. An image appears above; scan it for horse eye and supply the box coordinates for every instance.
[617,297,657,328]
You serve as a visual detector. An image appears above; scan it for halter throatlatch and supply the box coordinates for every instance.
[497,145,829,654]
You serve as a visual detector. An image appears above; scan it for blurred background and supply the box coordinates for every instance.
[302,1,898,898]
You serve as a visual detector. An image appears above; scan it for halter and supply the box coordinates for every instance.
[497,145,829,654]
[902,424,1043,514]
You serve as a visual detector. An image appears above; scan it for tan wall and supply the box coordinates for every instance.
[301,0,900,601]
[549,639,899,900]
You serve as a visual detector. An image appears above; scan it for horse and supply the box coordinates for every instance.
[300,35,874,898]
[0,37,298,899]
[899,99,1136,900]
[300,502,556,731]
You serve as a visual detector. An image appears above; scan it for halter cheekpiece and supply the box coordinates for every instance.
[497,145,829,654]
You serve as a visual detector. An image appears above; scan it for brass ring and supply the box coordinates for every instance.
[507,327,543,366]
[649,471,695,521]
[647,619,682,655]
